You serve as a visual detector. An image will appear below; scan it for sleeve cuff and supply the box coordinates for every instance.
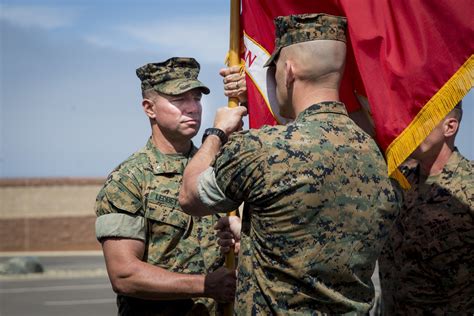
[197,167,241,213]
[95,213,146,241]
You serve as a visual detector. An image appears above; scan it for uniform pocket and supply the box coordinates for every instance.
[145,198,189,229]
[104,180,142,214]
[144,198,193,266]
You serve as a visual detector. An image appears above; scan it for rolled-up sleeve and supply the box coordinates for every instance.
[95,213,145,241]
[197,167,241,213]
[197,131,268,214]
[94,172,145,241]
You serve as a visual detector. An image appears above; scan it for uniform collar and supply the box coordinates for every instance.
[414,148,467,201]
[296,101,348,122]
[144,138,197,174]
[424,148,464,186]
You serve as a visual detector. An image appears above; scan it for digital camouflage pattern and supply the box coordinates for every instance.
[379,150,474,315]
[264,13,347,67]
[136,57,210,95]
[212,101,401,314]
[95,139,223,316]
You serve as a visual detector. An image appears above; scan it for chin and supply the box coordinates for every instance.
[187,128,200,139]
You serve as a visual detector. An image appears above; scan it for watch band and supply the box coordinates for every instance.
[202,128,228,145]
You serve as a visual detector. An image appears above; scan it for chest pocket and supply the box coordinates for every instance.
[146,193,189,227]
[144,193,192,266]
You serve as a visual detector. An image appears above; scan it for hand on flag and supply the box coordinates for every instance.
[220,66,248,103]
[215,215,242,255]
[213,106,248,137]
[204,266,237,303]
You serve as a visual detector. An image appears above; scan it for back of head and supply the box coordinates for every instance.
[265,13,347,89]
[282,39,346,87]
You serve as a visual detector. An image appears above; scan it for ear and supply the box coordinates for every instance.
[443,117,459,137]
[142,99,156,119]
[285,61,295,89]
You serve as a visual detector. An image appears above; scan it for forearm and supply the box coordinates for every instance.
[103,238,208,300]
[180,135,222,216]
[111,259,207,300]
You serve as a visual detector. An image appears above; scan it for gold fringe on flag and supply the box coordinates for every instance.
[386,54,474,189]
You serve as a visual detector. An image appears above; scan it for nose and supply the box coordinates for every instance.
[183,97,201,114]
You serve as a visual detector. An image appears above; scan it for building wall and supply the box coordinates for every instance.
[0,178,105,252]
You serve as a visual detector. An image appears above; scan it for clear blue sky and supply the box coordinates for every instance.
[0,0,472,177]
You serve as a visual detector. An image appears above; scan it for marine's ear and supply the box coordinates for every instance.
[443,117,459,138]
[142,98,156,119]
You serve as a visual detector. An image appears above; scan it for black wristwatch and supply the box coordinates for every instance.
[202,128,228,145]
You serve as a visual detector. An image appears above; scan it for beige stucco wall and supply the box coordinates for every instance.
[0,179,105,251]
[0,185,102,219]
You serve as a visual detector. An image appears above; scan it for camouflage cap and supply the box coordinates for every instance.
[136,57,210,95]
[264,13,347,67]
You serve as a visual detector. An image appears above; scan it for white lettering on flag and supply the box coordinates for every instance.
[243,32,289,124]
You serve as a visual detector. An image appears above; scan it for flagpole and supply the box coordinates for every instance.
[227,0,241,109]
[223,0,240,315]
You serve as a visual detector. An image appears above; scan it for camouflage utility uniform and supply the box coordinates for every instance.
[379,150,474,315]
[95,139,223,315]
[198,101,400,314]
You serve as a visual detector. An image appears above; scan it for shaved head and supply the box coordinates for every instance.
[273,39,347,119]
[280,39,346,88]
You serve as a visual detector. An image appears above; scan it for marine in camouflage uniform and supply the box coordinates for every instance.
[180,14,400,315]
[379,103,474,315]
[95,57,230,316]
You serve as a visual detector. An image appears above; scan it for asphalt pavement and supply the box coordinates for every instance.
[0,252,116,316]
[0,252,382,315]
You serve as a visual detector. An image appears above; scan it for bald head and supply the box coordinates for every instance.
[279,39,346,88]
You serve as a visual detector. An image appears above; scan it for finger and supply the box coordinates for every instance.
[224,73,243,83]
[219,68,231,77]
[214,216,230,230]
[228,65,241,74]
[238,106,248,116]
[219,66,241,77]
[224,82,236,91]
[216,230,233,238]
[216,230,232,238]
[224,90,241,98]
[220,246,230,254]
[217,239,235,248]
[224,81,242,91]
[237,78,246,89]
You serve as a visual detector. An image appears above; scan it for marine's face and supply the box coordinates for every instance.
[151,88,202,139]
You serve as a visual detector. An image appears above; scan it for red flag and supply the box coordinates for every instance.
[242,1,363,128]
[342,1,473,184]
[241,0,473,186]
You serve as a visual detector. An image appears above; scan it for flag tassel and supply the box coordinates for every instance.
[386,54,474,189]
